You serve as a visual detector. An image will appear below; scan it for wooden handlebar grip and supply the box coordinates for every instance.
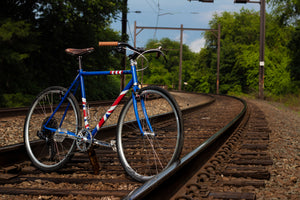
[99,41,119,46]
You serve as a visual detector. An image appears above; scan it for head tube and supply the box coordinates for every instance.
[130,60,139,92]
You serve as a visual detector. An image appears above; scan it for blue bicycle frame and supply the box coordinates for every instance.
[43,59,153,143]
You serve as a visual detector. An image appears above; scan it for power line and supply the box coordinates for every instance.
[145,0,157,13]
[153,0,160,39]
[127,20,134,46]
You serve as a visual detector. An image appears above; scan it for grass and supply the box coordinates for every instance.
[228,92,300,114]
[266,94,300,114]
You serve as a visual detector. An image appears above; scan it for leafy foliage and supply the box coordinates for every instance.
[141,38,198,90]
[1,1,299,107]
[267,0,300,93]
[0,0,122,107]
[267,0,300,25]
[203,9,295,95]
[142,7,298,97]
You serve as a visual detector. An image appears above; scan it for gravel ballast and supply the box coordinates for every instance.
[0,94,298,199]
[248,99,299,199]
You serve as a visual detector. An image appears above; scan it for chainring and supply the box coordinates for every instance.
[76,129,92,152]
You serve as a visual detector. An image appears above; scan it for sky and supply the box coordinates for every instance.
[111,0,268,53]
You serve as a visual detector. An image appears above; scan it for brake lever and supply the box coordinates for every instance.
[155,46,168,63]
[115,46,124,53]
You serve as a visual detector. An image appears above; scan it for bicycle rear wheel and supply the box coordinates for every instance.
[117,86,184,182]
[24,86,81,172]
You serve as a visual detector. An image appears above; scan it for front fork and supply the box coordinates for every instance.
[132,92,154,136]
[131,60,154,136]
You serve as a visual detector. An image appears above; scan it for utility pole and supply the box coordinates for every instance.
[134,22,220,92]
[179,24,183,91]
[234,0,266,99]
[217,24,221,95]
[259,0,266,99]
[121,0,127,90]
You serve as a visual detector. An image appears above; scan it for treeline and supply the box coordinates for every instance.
[143,2,299,97]
[1,0,299,107]
[0,0,123,107]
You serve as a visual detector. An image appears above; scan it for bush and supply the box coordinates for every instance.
[3,93,34,108]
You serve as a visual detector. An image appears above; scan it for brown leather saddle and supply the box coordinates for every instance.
[65,47,94,56]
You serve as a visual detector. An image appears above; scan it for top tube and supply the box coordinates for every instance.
[80,70,132,76]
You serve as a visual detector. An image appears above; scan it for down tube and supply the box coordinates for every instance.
[91,79,134,136]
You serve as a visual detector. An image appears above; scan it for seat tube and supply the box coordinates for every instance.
[79,69,89,130]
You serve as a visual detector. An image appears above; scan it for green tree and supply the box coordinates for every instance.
[0,0,123,107]
[267,0,299,25]
[288,25,300,88]
[31,0,122,95]
[186,48,214,93]
[268,0,300,91]
[0,1,40,107]
[143,38,197,90]
[204,9,293,95]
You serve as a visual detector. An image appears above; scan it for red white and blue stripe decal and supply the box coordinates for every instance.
[82,98,90,129]
[96,89,128,131]
[110,70,123,75]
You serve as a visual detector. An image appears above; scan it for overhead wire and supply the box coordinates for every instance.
[127,20,134,46]
[145,0,157,13]
[153,0,160,39]
[126,0,204,47]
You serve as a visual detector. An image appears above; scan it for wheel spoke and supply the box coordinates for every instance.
[24,87,81,172]
[117,86,183,182]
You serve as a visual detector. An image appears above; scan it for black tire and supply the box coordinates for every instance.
[24,86,81,172]
[116,86,184,182]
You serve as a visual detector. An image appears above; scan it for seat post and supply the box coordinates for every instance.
[78,56,82,70]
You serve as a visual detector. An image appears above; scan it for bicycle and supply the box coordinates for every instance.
[24,42,184,182]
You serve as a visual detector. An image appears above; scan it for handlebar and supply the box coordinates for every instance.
[98,41,119,46]
[99,41,138,51]
[98,41,166,61]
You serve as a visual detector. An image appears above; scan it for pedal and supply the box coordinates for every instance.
[110,140,117,152]
[93,139,117,152]
[53,128,68,142]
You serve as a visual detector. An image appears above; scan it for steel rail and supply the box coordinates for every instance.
[124,95,247,200]
[0,93,215,168]
[0,100,127,119]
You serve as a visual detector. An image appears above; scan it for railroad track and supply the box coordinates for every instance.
[127,98,272,200]
[0,94,272,199]
[0,100,126,119]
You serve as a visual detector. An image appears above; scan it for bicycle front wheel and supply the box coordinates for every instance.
[24,86,81,172]
[117,86,184,182]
